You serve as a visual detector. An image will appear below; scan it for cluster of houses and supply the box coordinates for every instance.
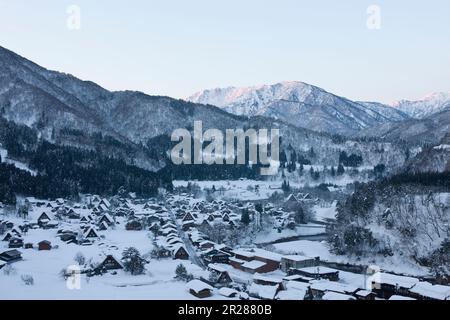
[170,196,242,231]
[1,217,55,255]
[2,192,450,301]
[161,194,450,301]
[183,245,450,300]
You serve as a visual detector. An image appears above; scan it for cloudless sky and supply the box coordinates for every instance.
[0,0,449,103]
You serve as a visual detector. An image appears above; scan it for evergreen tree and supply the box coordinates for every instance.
[280,150,287,168]
[299,163,304,176]
[337,164,345,176]
[241,210,251,225]
[175,263,193,282]
[281,180,290,193]
[122,247,146,275]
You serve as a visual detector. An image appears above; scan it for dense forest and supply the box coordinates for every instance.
[328,172,450,281]
[0,119,171,203]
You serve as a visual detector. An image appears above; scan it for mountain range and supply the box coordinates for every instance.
[392,92,450,119]
[0,45,448,175]
[188,82,450,136]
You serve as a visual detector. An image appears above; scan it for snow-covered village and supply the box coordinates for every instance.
[1,181,449,300]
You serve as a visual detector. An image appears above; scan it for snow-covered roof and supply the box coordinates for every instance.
[253,273,283,284]
[282,255,316,262]
[171,244,187,252]
[249,283,278,300]
[409,282,450,300]
[242,260,266,270]
[283,274,314,282]
[299,266,339,275]
[228,257,245,265]
[276,288,307,300]
[388,295,416,301]
[232,249,254,259]
[285,281,310,291]
[100,198,111,207]
[98,204,108,211]
[355,290,373,297]
[253,249,283,262]
[310,280,359,294]
[199,240,215,246]
[322,292,355,300]
[101,213,113,221]
[208,264,227,273]
[162,222,177,229]
[186,279,213,293]
[373,272,419,289]
[218,287,238,297]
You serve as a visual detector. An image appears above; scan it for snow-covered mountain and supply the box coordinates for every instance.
[187,81,410,136]
[0,46,412,171]
[0,46,244,146]
[391,92,450,119]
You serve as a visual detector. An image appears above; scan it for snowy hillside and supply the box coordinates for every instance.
[357,107,450,146]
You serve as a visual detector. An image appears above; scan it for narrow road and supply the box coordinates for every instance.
[169,209,206,269]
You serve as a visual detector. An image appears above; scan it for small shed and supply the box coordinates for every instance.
[38,240,52,251]
[187,280,213,298]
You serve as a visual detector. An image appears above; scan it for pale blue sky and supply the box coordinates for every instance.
[0,0,449,103]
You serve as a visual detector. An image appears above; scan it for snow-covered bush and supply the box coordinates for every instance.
[21,274,34,286]
[74,252,86,266]
[2,264,16,276]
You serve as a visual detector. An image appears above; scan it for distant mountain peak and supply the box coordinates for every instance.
[391,91,450,118]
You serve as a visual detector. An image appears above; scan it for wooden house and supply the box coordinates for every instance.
[38,240,52,251]
[84,227,99,239]
[187,280,213,298]
[0,249,22,263]
[182,221,195,231]
[292,266,340,281]
[97,255,123,271]
[371,272,419,299]
[98,221,108,231]
[355,290,376,301]
[310,281,359,299]
[202,251,230,264]
[182,212,195,222]
[8,237,23,248]
[37,212,52,226]
[2,232,13,242]
[125,220,143,231]
[281,255,319,273]
[99,213,114,226]
[173,245,190,260]
[199,241,215,250]
[24,243,34,249]
[408,281,450,301]
[207,264,233,287]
